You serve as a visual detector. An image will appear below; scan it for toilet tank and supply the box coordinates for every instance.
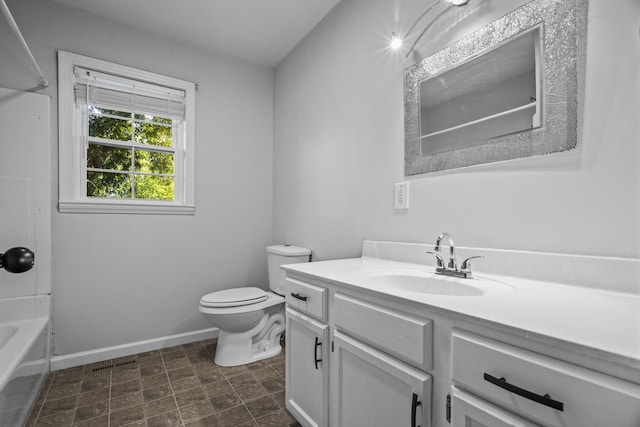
[267,244,311,295]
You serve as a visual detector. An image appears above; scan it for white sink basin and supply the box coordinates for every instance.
[363,270,512,297]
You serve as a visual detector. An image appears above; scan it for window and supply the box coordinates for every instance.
[58,51,195,214]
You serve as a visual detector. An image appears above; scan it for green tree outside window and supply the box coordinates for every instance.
[87,107,175,200]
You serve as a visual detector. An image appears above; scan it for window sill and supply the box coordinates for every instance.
[59,201,195,215]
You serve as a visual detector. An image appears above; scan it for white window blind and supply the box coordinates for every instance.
[73,67,186,120]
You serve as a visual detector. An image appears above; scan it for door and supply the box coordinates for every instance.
[332,330,432,427]
[450,387,540,427]
[285,307,329,427]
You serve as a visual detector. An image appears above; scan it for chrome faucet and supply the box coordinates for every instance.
[435,232,457,270]
[426,233,483,278]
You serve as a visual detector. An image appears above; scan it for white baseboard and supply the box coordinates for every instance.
[51,327,219,371]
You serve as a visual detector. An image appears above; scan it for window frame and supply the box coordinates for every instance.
[58,51,195,214]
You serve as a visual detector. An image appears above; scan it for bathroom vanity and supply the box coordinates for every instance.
[282,241,640,427]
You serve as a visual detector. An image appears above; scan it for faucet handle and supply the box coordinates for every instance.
[460,255,484,272]
[425,251,444,268]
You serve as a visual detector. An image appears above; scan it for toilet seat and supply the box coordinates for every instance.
[199,291,284,315]
[200,287,267,308]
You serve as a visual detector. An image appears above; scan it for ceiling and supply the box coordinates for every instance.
[50,0,341,67]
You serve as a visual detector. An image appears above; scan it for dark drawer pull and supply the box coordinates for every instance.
[291,292,307,301]
[411,393,421,427]
[484,373,564,412]
[314,336,322,369]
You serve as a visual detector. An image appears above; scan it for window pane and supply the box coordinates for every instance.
[87,171,132,198]
[134,149,174,174]
[134,114,172,125]
[134,175,174,200]
[92,107,131,118]
[89,114,132,141]
[134,121,172,147]
[87,143,132,171]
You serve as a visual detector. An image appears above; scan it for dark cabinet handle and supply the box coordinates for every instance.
[411,393,421,427]
[291,292,307,301]
[483,373,564,411]
[314,337,322,369]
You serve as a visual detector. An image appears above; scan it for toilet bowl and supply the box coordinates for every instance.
[199,288,285,366]
[198,245,311,366]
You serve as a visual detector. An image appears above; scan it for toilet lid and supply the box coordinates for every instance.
[200,287,268,308]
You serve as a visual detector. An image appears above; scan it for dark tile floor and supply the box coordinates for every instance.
[26,339,301,426]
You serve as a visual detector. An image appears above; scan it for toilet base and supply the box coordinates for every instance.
[213,310,285,367]
[214,337,282,367]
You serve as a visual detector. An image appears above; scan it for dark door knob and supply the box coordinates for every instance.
[0,247,35,273]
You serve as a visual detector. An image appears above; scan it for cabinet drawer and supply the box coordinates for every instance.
[452,329,640,427]
[284,278,327,321]
[451,387,539,427]
[334,293,432,370]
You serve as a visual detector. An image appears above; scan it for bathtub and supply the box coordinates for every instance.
[0,296,49,426]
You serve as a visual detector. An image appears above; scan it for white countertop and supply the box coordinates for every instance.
[282,256,640,370]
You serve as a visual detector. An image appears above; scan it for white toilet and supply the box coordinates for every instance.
[199,244,311,366]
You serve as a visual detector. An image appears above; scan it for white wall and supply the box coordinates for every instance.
[273,0,640,262]
[0,0,274,356]
[0,88,50,298]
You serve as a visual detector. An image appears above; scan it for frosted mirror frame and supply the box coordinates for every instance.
[404,0,588,175]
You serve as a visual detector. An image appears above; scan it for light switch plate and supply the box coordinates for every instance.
[394,182,409,209]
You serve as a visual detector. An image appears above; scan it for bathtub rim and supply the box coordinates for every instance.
[0,317,49,393]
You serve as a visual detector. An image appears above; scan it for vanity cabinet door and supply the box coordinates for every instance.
[285,307,329,427]
[331,330,432,427]
[451,387,540,427]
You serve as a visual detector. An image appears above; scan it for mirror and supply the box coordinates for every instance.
[420,27,542,156]
[404,0,588,175]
